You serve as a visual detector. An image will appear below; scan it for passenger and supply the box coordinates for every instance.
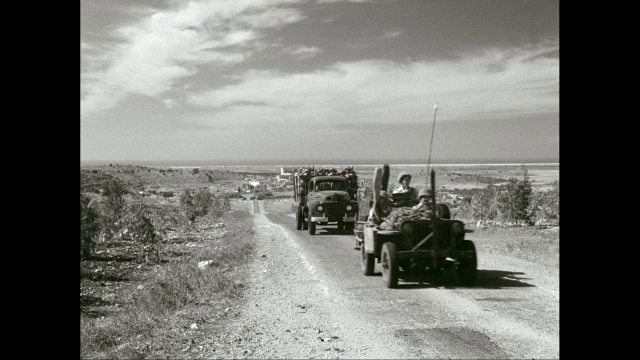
[392,171,419,206]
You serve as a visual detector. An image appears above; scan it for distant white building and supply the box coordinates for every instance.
[247,181,268,191]
[281,167,292,176]
[275,168,293,187]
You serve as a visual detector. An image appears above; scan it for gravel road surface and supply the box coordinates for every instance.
[205,200,559,359]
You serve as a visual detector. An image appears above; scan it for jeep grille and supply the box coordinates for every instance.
[401,219,454,249]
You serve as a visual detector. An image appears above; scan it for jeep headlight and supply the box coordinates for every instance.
[317,205,324,212]
[346,205,352,211]
[451,222,463,235]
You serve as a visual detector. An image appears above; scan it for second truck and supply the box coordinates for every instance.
[293,167,359,235]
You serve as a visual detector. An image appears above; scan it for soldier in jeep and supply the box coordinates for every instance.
[413,187,434,214]
[391,171,419,207]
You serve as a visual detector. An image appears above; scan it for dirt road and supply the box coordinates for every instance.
[205,200,559,359]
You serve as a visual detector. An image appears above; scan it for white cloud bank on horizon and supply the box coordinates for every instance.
[81,0,306,117]
[186,41,559,128]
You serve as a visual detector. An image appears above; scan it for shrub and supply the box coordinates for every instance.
[193,188,213,216]
[80,194,101,259]
[179,188,216,222]
[179,190,196,222]
[101,179,128,240]
[124,203,165,263]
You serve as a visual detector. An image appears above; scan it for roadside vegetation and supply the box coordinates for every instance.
[80,169,256,359]
[81,164,559,358]
[453,166,559,227]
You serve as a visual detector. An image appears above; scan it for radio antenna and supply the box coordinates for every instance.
[426,103,438,185]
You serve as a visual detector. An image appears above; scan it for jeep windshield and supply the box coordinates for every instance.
[314,181,346,191]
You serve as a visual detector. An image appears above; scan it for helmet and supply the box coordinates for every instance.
[418,187,432,199]
[397,171,411,183]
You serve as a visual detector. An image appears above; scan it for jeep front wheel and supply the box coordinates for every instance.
[457,240,477,286]
[381,242,399,288]
[308,221,316,235]
[361,245,375,276]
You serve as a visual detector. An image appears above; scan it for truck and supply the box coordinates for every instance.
[293,167,359,235]
[355,165,477,288]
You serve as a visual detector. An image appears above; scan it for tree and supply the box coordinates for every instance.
[513,166,533,225]
[470,185,498,223]
[496,166,533,225]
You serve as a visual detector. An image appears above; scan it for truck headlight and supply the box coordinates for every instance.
[317,205,323,212]
[346,205,352,211]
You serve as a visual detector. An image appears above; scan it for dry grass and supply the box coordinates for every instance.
[80,210,256,359]
[470,225,559,268]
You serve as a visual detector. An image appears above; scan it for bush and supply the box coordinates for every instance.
[161,191,174,198]
[179,190,196,222]
[179,188,220,222]
[193,188,213,216]
[123,203,165,263]
[80,194,102,259]
[101,179,128,240]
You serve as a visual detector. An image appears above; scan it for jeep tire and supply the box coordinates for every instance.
[457,240,477,286]
[381,242,399,288]
[361,245,375,276]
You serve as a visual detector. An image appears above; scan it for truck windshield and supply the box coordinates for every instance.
[315,181,345,191]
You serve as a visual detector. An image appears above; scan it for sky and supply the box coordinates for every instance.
[80,0,559,165]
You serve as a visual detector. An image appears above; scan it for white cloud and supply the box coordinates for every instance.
[163,99,176,108]
[81,0,307,117]
[187,43,559,127]
[380,30,402,39]
[284,45,321,59]
[316,0,372,3]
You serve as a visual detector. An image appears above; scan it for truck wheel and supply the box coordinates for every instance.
[337,221,344,230]
[296,207,303,230]
[457,240,477,286]
[308,221,316,235]
[381,242,399,288]
[345,222,354,231]
[361,244,375,276]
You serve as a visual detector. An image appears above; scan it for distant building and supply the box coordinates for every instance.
[280,167,292,176]
[274,168,293,187]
